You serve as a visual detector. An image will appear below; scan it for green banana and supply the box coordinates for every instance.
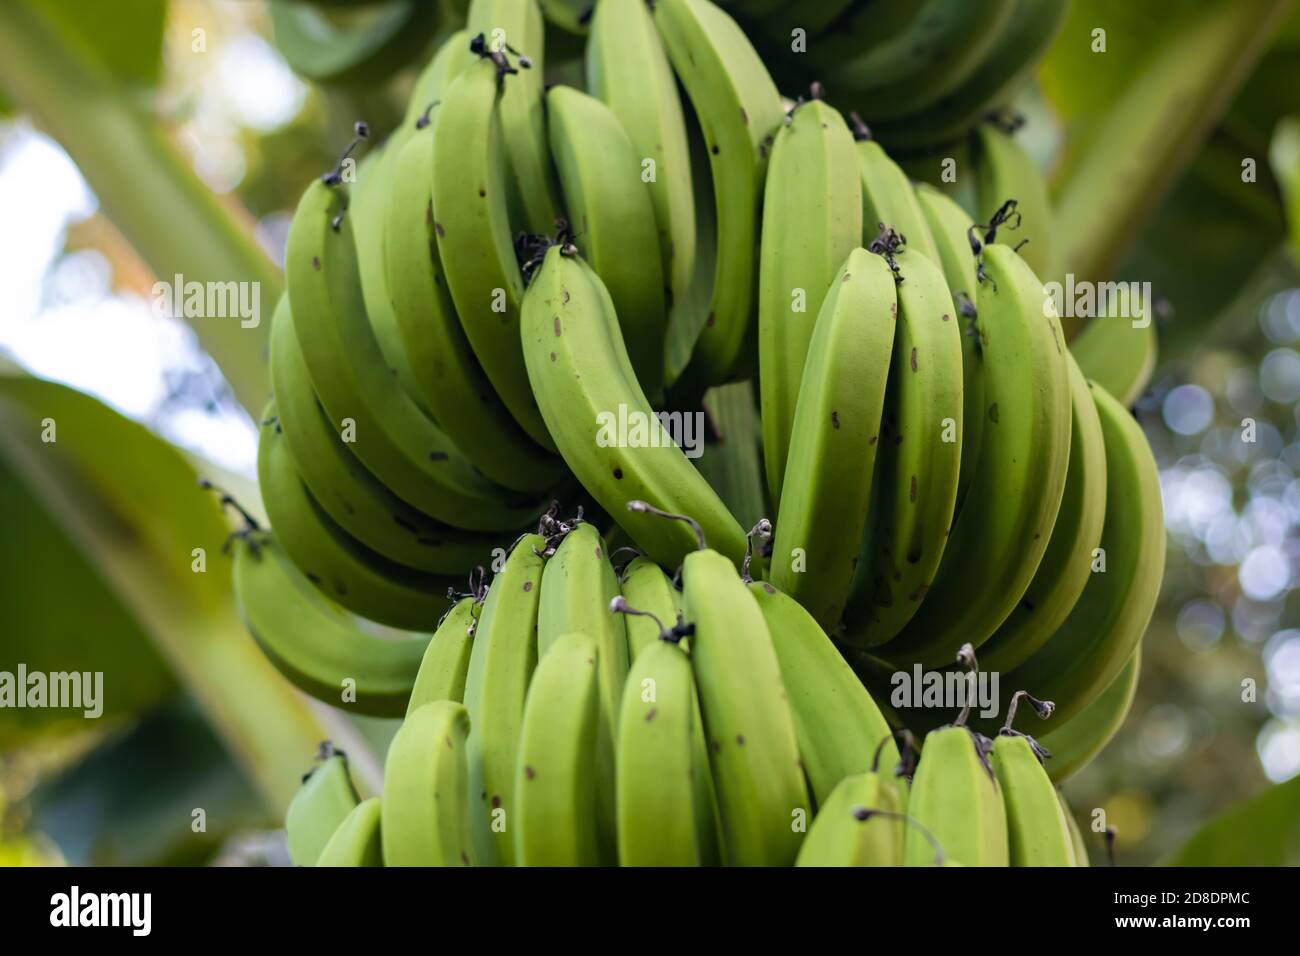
[769,248,896,630]
[619,556,681,662]
[269,296,501,575]
[991,695,1077,867]
[978,355,1107,674]
[853,128,940,263]
[869,0,1070,151]
[465,0,562,234]
[538,0,590,34]
[826,0,1018,121]
[841,247,964,646]
[1059,788,1092,865]
[257,406,456,632]
[430,54,555,449]
[285,744,362,866]
[462,532,546,866]
[268,0,441,87]
[973,123,1060,281]
[231,525,430,716]
[757,97,863,509]
[795,771,905,867]
[1000,383,1165,729]
[695,382,768,531]
[407,597,480,715]
[880,244,1072,667]
[535,520,627,861]
[914,182,984,515]
[513,631,602,865]
[315,797,383,867]
[614,630,714,866]
[1070,311,1158,408]
[382,700,476,865]
[401,27,471,133]
[655,0,784,387]
[384,121,564,491]
[1040,651,1140,784]
[546,85,667,401]
[749,582,898,806]
[587,0,696,387]
[674,524,809,865]
[285,176,545,529]
[520,245,748,569]
[905,722,1009,867]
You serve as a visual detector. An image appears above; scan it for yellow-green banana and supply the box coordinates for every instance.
[231,526,430,716]
[758,97,863,508]
[430,55,555,449]
[842,247,964,646]
[257,406,456,632]
[852,126,940,263]
[285,744,361,866]
[978,355,1107,674]
[1070,311,1158,408]
[1040,651,1140,784]
[407,597,481,715]
[285,176,545,529]
[1059,788,1092,865]
[462,532,546,865]
[546,85,667,401]
[749,582,898,806]
[881,244,1071,667]
[587,0,696,388]
[1001,383,1164,729]
[382,700,476,866]
[618,556,681,661]
[973,123,1059,281]
[770,248,895,629]
[991,694,1077,867]
[655,0,784,387]
[513,631,602,865]
[521,246,748,569]
[316,797,383,867]
[905,723,1009,867]
[795,771,905,867]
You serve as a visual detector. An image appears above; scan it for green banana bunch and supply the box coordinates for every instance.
[462,532,546,866]
[586,0,696,388]
[879,244,1072,668]
[231,524,430,716]
[520,245,748,569]
[841,247,964,646]
[757,96,862,508]
[546,84,668,402]
[991,693,1078,867]
[662,505,809,865]
[997,383,1165,729]
[257,405,456,632]
[285,743,362,866]
[905,700,1009,866]
[1040,652,1140,784]
[407,597,481,714]
[749,581,898,806]
[769,248,895,630]
[973,123,1060,281]
[795,769,906,867]
[316,798,383,867]
[513,631,602,865]
[383,700,476,866]
[654,0,784,387]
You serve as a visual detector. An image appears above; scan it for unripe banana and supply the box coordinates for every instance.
[853,129,940,264]
[1039,651,1140,784]
[514,632,602,866]
[904,724,1009,867]
[757,97,862,507]
[973,123,1060,281]
[618,556,681,662]
[770,249,895,628]
[285,744,361,867]
[992,731,1077,867]
[462,532,546,866]
[315,797,383,867]
[407,597,480,715]
[1070,307,1158,408]
[382,700,476,866]
[795,771,905,867]
[1058,788,1091,866]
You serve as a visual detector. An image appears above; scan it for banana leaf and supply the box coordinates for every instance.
[1160,772,1300,865]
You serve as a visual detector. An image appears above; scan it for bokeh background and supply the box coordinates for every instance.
[2,0,1300,865]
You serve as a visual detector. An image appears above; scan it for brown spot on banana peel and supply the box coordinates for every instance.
[910,348,918,372]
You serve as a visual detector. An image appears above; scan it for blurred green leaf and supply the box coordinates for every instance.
[0,367,351,812]
[31,698,269,866]
[1272,116,1300,262]
[27,0,166,89]
[1161,772,1300,865]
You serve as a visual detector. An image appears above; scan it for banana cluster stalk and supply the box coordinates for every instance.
[248,0,1162,866]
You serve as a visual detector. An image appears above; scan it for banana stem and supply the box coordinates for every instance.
[0,0,282,416]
